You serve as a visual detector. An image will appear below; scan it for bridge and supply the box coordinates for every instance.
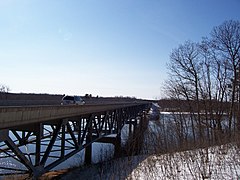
[0,101,150,178]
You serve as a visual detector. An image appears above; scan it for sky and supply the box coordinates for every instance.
[0,0,240,100]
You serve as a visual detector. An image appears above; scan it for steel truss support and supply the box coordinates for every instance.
[0,104,149,178]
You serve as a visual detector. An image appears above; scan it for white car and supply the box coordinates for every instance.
[61,95,85,105]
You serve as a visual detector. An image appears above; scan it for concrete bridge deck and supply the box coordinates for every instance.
[0,102,146,130]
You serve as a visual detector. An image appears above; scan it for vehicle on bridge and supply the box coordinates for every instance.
[61,95,85,105]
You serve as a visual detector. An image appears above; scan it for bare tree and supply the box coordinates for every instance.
[164,20,240,146]
[0,84,10,93]
[210,20,240,132]
[166,41,204,142]
[197,38,229,142]
[0,84,10,100]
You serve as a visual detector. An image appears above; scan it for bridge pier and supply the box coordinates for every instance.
[127,118,138,138]
[124,111,149,156]
[85,138,92,165]
[85,117,93,165]
[114,134,122,158]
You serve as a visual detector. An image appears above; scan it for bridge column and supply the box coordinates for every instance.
[85,136,92,165]
[128,118,137,137]
[129,119,133,137]
[85,140,92,165]
[85,117,93,165]
[114,133,122,158]
[35,124,43,167]
[133,119,137,136]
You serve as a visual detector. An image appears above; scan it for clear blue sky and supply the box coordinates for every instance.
[0,0,239,99]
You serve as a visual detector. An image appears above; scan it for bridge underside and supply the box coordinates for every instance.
[0,104,149,177]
